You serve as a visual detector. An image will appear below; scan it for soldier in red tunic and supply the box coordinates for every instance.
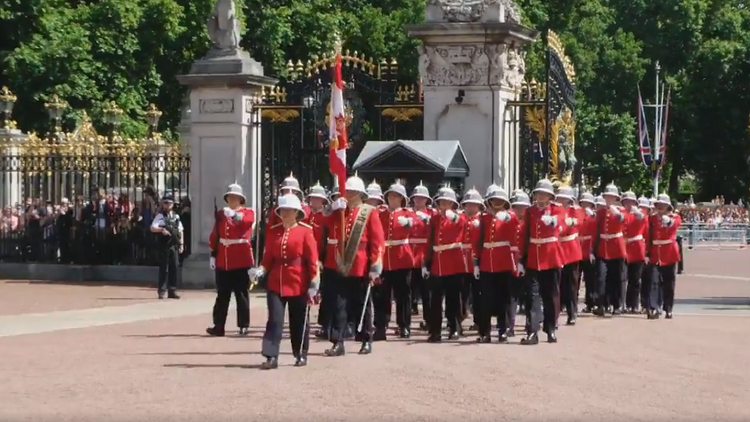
[578,192,597,313]
[640,197,656,312]
[519,179,565,344]
[206,184,255,337]
[409,182,434,329]
[306,182,330,333]
[251,194,318,369]
[423,186,467,342]
[592,184,627,317]
[555,185,582,326]
[365,180,386,209]
[474,185,518,343]
[646,193,681,319]
[622,192,648,313]
[267,173,312,226]
[459,188,484,331]
[508,189,530,336]
[321,175,385,356]
[374,181,416,339]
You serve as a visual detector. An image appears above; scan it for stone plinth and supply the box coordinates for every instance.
[177,49,277,288]
[407,19,538,192]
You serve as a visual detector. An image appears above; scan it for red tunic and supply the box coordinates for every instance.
[647,213,682,266]
[578,208,596,259]
[462,212,482,271]
[267,204,312,226]
[380,208,416,271]
[625,209,648,262]
[512,219,525,276]
[307,209,328,254]
[322,204,385,277]
[427,212,469,276]
[522,204,565,271]
[594,206,627,260]
[410,207,437,268]
[209,207,255,270]
[476,211,519,273]
[261,222,319,297]
[560,206,582,265]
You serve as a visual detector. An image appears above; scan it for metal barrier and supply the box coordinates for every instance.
[677,223,748,250]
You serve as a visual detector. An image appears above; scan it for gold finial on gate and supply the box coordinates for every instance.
[333,32,342,55]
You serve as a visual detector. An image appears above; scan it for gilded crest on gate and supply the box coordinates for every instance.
[549,107,576,187]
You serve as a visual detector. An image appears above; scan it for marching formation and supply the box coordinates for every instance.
[204,174,682,370]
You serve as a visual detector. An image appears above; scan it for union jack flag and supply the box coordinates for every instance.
[637,85,653,169]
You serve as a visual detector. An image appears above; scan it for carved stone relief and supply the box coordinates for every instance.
[426,0,521,23]
[199,99,235,114]
[417,43,525,89]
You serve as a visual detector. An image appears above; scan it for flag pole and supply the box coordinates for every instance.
[652,61,661,197]
[331,34,346,255]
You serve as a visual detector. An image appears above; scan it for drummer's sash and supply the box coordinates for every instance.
[336,205,373,276]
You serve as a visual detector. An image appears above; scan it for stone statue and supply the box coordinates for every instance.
[503,47,525,90]
[207,0,241,51]
[485,44,506,85]
[427,0,521,23]
[557,125,577,177]
[499,0,521,23]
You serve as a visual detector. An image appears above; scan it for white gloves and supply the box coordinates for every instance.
[307,286,318,301]
[421,267,430,279]
[589,253,595,263]
[609,205,621,216]
[564,217,577,226]
[661,215,673,227]
[369,271,379,282]
[473,265,480,280]
[541,214,557,227]
[209,257,216,270]
[397,216,412,227]
[495,211,510,222]
[644,256,650,265]
[248,266,265,280]
[472,219,480,227]
[585,208,595,217]
[331,197,347,211]
[516,263,525,276]
[416,211,430,222]
[317,261,323,272]
[223,207,235,218]
[445,209,458,222]
[633,209,644,220]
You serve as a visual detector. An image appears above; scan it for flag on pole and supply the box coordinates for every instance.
[328,52,348,195]
[655,87,670,169]
[637,85,653,168]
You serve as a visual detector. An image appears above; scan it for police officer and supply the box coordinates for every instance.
[149,193,183,300]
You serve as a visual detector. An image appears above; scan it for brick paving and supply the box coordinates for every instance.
[0,250,747,421]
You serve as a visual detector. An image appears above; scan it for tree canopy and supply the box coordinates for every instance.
[1,0,749,199]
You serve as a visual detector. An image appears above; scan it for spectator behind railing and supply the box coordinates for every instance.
[0,192,191,266]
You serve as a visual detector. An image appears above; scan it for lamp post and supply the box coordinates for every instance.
[44,94,67,133]
[103,101,123,135]
[145,103,162,133]
[0,87,16,130]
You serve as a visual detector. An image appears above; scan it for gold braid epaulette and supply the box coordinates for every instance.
[299,222,312,229]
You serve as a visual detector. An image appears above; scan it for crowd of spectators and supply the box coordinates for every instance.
[677,195,748,226]
[0,185,191,265]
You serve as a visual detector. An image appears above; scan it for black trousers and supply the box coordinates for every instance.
[657,264,677,312]
[506,274,523,331]
[317,268,337,328]
[470,274,483,325]
[411,268,431,323]
[560,263,580,319]
[261,291,309,358]
[477,271,512,336]
[325,273,373,344]
[410,268,420,312]
[626,261,644,309]
[581,258,597,308]
[157,246,179,293]
[460,273,472,321]
[428,274,463,336]
[641,263,654,309]
[523,268,559,334]
[375,269,411,331]
[212,268,251,329]
[597,258,624,309]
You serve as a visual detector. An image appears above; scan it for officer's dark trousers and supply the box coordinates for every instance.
[626,261,644,309]
[428,274,463,337]
[376,269,411,331]
[657,264,677,312]
[507,274,523,331]
[317,268,337,328]
[469,274,483,326]
[262,291,309,358]
[326,273,373,345]
[581,258,597,308]
[212,268,251,330]
[676,236,684,273]
[412,268,431,323]
[642,264,660,311]
[478,271,512,336]
[597,258,624,310]
[524,268,559,334]
[158,246,179,293]
[560,262,579,320]
[460,273,472,321]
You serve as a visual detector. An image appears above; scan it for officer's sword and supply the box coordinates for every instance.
[357,282,373,333]
[300,304,310,351]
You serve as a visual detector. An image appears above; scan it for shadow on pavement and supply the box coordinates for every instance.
[163,363,263,369]
[675,297,750,306]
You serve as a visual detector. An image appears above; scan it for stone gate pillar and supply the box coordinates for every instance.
[0,128,27,208]
[407,0,538,192]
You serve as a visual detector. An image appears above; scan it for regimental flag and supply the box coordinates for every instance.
[328,53,348,195]
[654,87,670,170]
[637,85,653,169]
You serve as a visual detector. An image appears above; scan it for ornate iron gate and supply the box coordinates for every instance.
[254,52,423,223]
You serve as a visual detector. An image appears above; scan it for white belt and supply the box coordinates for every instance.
[385,239,409,247]
[410,238,427,244]
[652,239,672,245]
[327,238,338,245]
[433,243,463,252]
[530,237,557,244]
[483,241,510,248]
[560,233,578,242]
[579,235,592,241]
[600,232,623,240]
[627,235,643,243]
[219,238,249,246]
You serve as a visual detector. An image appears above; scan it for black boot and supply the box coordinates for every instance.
[427,334,442,343]
[358,342,372,355]
[419,321,428,331]
[448,330,460,340]
[238,327,249,336]
[475,335,491,343]
[158,290,166,300]
[324,342,345,357]
[294,353,308,367]
[566,315,576,326]
[506,328,516,338]
[399,327,411,339]
[261,357,278,370]
[205,327,225,337]
[373,329,387,342]
[592,307,605,317]
[167,291,180,299]
[665,311,673,319]
[520,332,539,345]
[546,330,558,343]
[315,328,329,340]
[497,332,509,343]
